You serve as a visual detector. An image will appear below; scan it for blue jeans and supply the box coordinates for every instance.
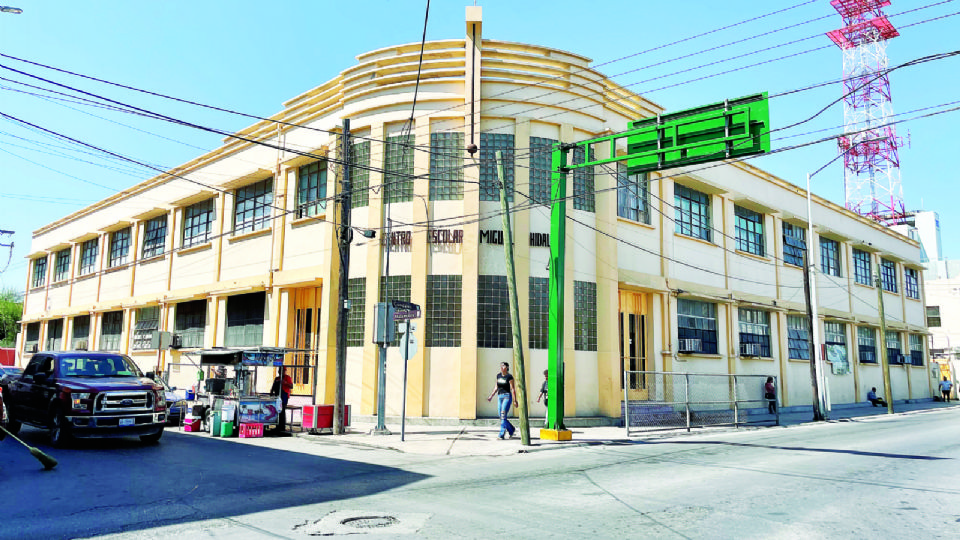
[498,393,515,437]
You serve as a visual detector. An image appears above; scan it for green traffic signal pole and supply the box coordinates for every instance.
[546,145,570,433]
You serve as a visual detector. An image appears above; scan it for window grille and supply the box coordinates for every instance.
[175,300,206,348]
[675,185,711,241]
[132,306,159,350]
[346,278,366,347]
[529,137,557,204]
[426,275,461,347]
[79,239,99,275]
[617,163,649,224]
[225,292,265,347]
[351,141,371,208]
[99,311,124,351]
[108,228,131,268]
[738,308,771,357]
[853,249,872,285]
[53,249,70,282]
[677,299,718,354]
[820,237,841,277]
[31,256,47,288]
[142,215,167,259]
[384,134,414,204]
[880,259,897,293]
[782,223,805,267]
[734,206,764,256]
[787,315,810,360]
[478,275,512,348]
[857,326,877,363]
[233,179,273,234]
[529,277,549,350]
[182,199,214,247]
[296,161,327,218]
[572,145,595,212]
[904,268,920,299]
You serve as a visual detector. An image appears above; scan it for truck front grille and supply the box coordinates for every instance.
[95,391,153,413]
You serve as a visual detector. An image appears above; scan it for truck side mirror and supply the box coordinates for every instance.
[146,372,156,380]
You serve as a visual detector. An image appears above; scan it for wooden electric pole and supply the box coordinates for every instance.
[334,119,351,434]
[802,250,826,421]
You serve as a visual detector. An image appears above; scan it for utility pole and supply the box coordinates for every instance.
[875,264,895,414]
[334,119,351,435]
[802,250,826,421]
[804,172,827,421]
[496,151,529,445]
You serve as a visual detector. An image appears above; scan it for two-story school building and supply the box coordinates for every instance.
[17,7,933,421]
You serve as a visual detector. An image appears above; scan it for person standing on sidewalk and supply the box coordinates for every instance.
[537,369,549,427]
[939,377,953,402]
[764,377,777,414]
[487,362,517,439]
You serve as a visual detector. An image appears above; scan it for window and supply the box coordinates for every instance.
[825,321,849,374]
[734,206,764,256]
[677,299,718,354]
[384,134,414,204]
[479,133,514,202]
[79,239,99,275]
[574,281,598,351]
[182,199,214,247]
[572,145,595,212]
[926,306,942,327]
[72,315,90,349]
[782,223,806,267]
[853,249,872,286]
[108,227,131,268]
[529,277,549,350]
[225,292,265,347]
[426,275,461,347]
[132,306,159,350]
[99,311,124,351]
[24,322,39,352]
[675,185,711,241]
[880,259,897,293]
[886,331,903,364]
[380,275,412,346]
[529,137,557,204]
[738,308,771,357]
[351,141,371,208]
[233,178,273,234]
[346,278,366,347]
[53,249,70,282]
[857,326,876,364]
[904,268,920,299]
[820,238,841,277]
[296,161,327,218]
[430,132,464,201]
[617,164,649,224]
[175,300,206,348]
[787,315,810,360]
[478,275,512,348]
[909,334,924,366]
[141,215,167,259]
[31,256,47,288]
[46,319,63,351]
[824,322,846,347]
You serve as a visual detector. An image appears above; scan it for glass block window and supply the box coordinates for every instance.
[853,249,872,286]
[346,278,366,347]
[926,306,942,327]
[909,334,924,366]
[72,315,90,349]
[53,249,70,282]
[175,300,206,349]
[132,306,160,350]
[108,227,131,268]
[734,206,764,256]
[479,133,514,202]
[380,275,412,347]
[574,281,597,351]
[677,299,718,354]
[478,275,512,348]
[233,178,273,234]
[904,268,920,299]
[820,237,841,277]
[529,277,549,350]
[426,275,462,347]
[46,319,63,351]
[351,141,371,208]
[886,331,903,364]
[23,322,39,352]
[880,259,897,293]
[738,308,771,357]
[384,134,414,204]
[79,239,99,275]
[617,163,649,224]
[182,199,214,248]
[141,215,167,259]
[857,326,876,364]
[296,161,327,218]
[225,292,265,347]
[31,255,47,288]
[99,311,124,352]
[782,223,806,267]
[675,185,711,241]
[787,315,810,360]
[430,132,464,201]
[529,137,557,204]
[572,145,595,212]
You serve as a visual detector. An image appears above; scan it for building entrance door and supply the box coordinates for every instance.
[619,291,649,400]
[287,287,321,396]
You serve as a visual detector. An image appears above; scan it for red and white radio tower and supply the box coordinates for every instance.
[827,0,903,222]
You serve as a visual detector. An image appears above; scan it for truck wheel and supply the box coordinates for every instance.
[50,407,72,447]
[140,429,163,444]
[2,399,20,436]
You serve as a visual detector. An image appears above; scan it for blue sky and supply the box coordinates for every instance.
[1,0,957,291]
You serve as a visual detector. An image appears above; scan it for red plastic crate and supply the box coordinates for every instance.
[239,422,264,438]
[183,418,201,432]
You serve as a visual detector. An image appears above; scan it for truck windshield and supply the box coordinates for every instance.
[58,355,144,378]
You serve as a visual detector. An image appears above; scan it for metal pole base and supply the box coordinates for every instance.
[540,428,572,441]
[369,427,392,436]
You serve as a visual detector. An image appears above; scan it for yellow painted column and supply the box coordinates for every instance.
[514,118,532,413]
[596,142,622,417]
[409,118,430,417]
[560,123,576,418]
[362,123,386,415]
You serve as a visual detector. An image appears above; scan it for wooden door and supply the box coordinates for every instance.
[287,287,321,396]
[619,291,649,400]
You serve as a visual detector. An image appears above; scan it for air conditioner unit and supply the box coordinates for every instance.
[741,343,761,357]
[75,340,89,351]
[678,338,702,354]
[171,334,183,349]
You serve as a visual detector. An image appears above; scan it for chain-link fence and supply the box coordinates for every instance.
[623,371,779,435]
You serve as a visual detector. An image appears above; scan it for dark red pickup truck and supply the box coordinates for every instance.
[0,351,166,446]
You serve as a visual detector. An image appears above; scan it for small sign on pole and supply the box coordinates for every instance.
[392,300,421,320]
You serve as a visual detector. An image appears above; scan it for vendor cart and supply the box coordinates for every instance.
[196,347,294,433]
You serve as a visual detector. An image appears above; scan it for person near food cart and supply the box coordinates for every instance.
[487,362,517,439]
[271,367,294,430]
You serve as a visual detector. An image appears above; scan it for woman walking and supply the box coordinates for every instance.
[487,362,518,439]
[764,376,777,414]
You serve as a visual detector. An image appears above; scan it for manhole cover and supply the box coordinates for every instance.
[341,516,398,529]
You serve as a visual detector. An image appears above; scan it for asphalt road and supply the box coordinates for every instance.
[3,409,959,539]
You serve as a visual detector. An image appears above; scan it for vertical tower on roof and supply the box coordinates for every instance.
[826,0,903,223]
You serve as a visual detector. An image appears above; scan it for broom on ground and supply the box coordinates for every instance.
[0,424,58,470]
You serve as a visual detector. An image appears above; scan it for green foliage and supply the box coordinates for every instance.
[0,287,23,347]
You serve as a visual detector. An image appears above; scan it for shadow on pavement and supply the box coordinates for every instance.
[640,439,949,460]
[0,426,429,540]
